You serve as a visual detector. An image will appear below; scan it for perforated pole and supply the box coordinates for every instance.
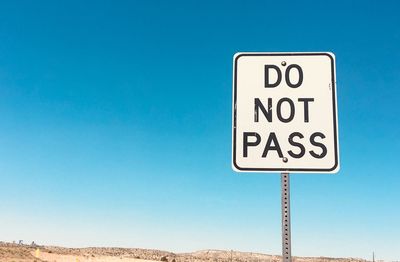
[281,172,291,262]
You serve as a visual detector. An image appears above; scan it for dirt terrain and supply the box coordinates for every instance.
[0,242,370,262]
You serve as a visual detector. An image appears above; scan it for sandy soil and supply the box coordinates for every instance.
[36,251,158,262]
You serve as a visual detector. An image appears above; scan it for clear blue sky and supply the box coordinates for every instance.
[0,0,399,261]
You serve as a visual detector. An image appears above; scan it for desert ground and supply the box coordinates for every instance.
[0,242,370,262]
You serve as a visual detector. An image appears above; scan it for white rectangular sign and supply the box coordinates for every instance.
[232,52,339,173]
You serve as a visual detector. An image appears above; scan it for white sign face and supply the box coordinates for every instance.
[232,52,339,173]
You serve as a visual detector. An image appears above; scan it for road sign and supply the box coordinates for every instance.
[232,52,339,173]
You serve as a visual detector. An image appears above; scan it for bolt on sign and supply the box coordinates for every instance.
[232,52,339,173]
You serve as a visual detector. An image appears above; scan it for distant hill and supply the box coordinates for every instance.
[0,241,371,262]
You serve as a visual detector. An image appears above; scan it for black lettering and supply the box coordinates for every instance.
[265,65,282,88]
[262,132,283,158]
[309,132,327,158]
[254,98,272,122]
[285,64,303,88]
[298,98,314,122]
[288,132,305,158]
[277,98,295,123]
[243,132,261,157]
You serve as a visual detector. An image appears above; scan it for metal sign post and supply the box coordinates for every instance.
[232,52,340,262]
[281,173,291,262]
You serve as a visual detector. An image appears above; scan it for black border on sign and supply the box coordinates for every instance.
[232,52,339,173]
